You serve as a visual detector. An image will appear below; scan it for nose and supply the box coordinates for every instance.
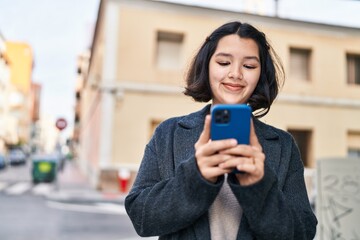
[228,66,243,80]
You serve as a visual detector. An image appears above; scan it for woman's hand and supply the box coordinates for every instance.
[218,120,265,186]
[194,115,237,183]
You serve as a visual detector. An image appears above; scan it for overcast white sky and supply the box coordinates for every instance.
[0,0,100,137]
[160,0,360,28]
[0,0,359,138]
[279,0,360,27]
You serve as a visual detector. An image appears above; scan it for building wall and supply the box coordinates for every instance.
[115,3,219,86]
[82,0,360,189]
[79,7,106,186]
[263,102,360,167]
[113,91,206,168]
[0,35,12,152]
[113,0,360,166]
[5,42,32,93]
[5,42,33,143]
[270,27,360,99]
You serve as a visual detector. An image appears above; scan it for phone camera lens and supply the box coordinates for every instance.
[214,109,231,124]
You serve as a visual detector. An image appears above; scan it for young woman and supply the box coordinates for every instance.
[125,21,317,240]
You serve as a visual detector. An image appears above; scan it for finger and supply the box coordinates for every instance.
[201,139,237,156]
[252,151,265,164]
[218,156,253,169]
[236,163,256,173]
[219,144,254,157]
[200,154,233,167]
[249,119,262,150]
[197,115,211,145]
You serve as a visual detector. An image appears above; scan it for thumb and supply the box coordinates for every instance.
[198,115,211,145]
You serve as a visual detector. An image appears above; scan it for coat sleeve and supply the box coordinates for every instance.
[125,124,222,237]
[228,136,317,240]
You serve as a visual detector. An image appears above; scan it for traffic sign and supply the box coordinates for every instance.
[55,118,67,131]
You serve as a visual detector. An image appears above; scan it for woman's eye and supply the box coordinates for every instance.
[217,61,230,66]
[244,65,256,69]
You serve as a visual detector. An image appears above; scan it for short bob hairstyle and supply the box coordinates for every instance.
[184,21,284,118]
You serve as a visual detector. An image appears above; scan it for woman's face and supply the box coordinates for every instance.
[209,34,261,105]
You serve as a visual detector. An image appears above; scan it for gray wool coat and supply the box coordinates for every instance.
[125,105,317,240]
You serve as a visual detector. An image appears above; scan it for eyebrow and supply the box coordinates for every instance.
[214,52,260,62]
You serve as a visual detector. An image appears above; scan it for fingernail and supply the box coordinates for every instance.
[230,139,237,145]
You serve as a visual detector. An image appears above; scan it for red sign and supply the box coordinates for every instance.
[55,118,67,131]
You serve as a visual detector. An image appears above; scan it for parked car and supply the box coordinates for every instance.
[8,149,27,165]
[0,153,7,169]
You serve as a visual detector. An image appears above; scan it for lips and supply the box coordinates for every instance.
[222,82,244,92]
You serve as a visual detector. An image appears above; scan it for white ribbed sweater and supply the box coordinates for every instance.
[209,175,243,240]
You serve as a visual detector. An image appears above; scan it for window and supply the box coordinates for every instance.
[288,129,313,167]
[156,31,184,70]
[348,131,360,158]
[348,149,360,158]
[289,48,311,81]
[347,54,360,85]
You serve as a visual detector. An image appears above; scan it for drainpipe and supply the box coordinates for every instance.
[274,0,279,18]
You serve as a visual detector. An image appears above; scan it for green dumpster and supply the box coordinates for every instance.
[32,155,58,183]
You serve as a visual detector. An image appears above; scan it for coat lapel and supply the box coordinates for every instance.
[253,118,282,184]
[173,105,212,239]
[173,105,210,170]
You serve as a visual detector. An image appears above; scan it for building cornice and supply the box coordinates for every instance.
[100,81,183,96]
[277,94,360,109]
[98,81,360,109]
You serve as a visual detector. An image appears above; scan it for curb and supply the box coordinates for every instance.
[46,189,127,204]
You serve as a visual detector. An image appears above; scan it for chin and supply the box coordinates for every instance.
[213,96,247,105]
[223,99,245,105]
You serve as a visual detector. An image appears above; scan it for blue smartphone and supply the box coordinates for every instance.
[211,104,251,143]
[210,104,252,173]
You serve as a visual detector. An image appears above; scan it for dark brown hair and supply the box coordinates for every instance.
[184,21,284,118]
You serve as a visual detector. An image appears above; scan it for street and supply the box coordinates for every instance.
[0,160,154,240]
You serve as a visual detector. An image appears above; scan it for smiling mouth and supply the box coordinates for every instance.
[222,83,244,91]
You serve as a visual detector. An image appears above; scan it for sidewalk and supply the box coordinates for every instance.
[47,160,127,204]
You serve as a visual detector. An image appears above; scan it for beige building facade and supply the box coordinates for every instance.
[0,33,42,155]
[0,36,32,152]
[0,33,14,153]
[78,0,360,190]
